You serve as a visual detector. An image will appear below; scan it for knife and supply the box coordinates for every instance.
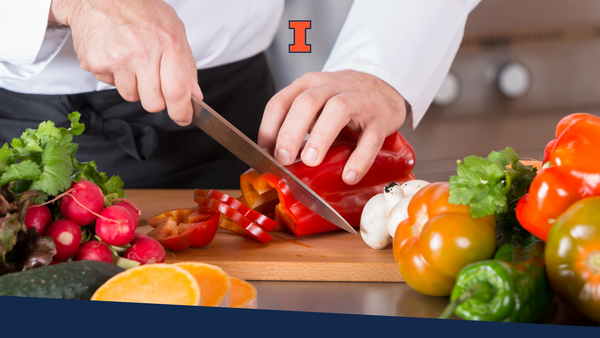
[190,94,357,235]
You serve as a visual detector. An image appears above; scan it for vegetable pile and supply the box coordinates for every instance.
[0,113,165,279]
[384,112,600,324]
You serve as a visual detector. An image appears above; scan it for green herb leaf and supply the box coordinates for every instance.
[448,146,538,218]
[29,141,73,196]
[0,144,13,172]
[68,111,85,136]
[0,160,42,187]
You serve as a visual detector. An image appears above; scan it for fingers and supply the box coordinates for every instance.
[136,61,166,113]
[159,41,194,126]
[273,84,346,165]
[113,69,140,103]
[187,44,203,100]
[343,127,386,185]
[300,92,357,167]
[258,78,310,155]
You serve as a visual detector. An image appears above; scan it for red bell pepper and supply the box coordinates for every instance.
[516,113,600,242]
[194,190,272,243]
[146,207,220,251]
[240,127,416,237]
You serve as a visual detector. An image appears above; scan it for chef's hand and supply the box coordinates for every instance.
[48,0,201,126]
[258,70,407,185]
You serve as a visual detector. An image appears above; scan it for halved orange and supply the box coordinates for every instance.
[90,264,201,306]
[174,262,231,307]
[230,277,257,309]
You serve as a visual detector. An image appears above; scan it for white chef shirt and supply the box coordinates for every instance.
[0,0,480,129]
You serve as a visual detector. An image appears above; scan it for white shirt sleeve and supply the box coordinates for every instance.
[0,0,70,80]
[322,0,481,130]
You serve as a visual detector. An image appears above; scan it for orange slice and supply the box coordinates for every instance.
[90,264,201,306]
[230,277,257,309]
[174,262,231,307]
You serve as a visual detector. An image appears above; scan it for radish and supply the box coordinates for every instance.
[124,235,166,265]
[46,219,83,261]
[75,240,113,263]
[112,200,141,227]
[24,204,53,235]
[59,180,105,226]
[94,204,137,246]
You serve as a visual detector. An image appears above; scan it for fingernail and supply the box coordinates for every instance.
[303,147,318,166]
[344,171,357,185]
[276,148,290,164]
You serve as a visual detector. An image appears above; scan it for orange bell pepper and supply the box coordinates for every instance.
[393,182,497,296]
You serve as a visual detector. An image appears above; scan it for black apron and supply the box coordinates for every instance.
[0,53,275,189]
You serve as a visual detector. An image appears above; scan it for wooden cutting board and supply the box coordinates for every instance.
[126,189,404,282]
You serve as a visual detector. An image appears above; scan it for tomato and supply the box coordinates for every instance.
[393,182,497,296]
[545,196,600,322]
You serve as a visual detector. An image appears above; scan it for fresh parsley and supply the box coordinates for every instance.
[0,112,125,204]
[448,147,538,219]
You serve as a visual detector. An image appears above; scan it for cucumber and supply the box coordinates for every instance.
[0,260,124,300]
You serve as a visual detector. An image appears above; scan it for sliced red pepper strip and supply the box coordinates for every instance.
[194,189,278,232]
[146,207,220,250]
[240,127,416,237]
[195,192,272,243]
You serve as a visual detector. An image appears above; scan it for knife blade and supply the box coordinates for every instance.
[190,94,357,235]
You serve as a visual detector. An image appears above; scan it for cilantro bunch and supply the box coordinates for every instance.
[0,112,125,204]
[448,147,538,219]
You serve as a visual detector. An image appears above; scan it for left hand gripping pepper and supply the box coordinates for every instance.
[240,127,416,237]
[516,113,600,242]
[393,182,497,297]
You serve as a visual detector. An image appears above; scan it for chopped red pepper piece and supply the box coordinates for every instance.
[196,189,278,232]
[146,207,220,251]
[240,127,416,237]
[195,190,272,243]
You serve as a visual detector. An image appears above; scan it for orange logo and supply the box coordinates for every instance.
[289,20,311,53]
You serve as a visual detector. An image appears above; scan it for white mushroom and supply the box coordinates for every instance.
[387,180,431,238]
[360,180,430,250]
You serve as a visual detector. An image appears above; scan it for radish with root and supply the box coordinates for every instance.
[112,199,141,225]
[59,180,105,226]
[46,219,83,261]
[24,204,53,235]
[75,240,113,263]
[124,235,166,265]
[94,204,137,246]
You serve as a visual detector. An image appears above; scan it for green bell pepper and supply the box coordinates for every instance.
[439,221,554,322]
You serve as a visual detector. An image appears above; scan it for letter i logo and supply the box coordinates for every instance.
[289,20,312,53]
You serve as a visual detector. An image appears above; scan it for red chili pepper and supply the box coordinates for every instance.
[516,112,600,242]
[146,207,220,251]
[194,190,272,243]
[240,127,416,237]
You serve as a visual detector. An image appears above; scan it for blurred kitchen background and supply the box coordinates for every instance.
[265,0,600,182]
